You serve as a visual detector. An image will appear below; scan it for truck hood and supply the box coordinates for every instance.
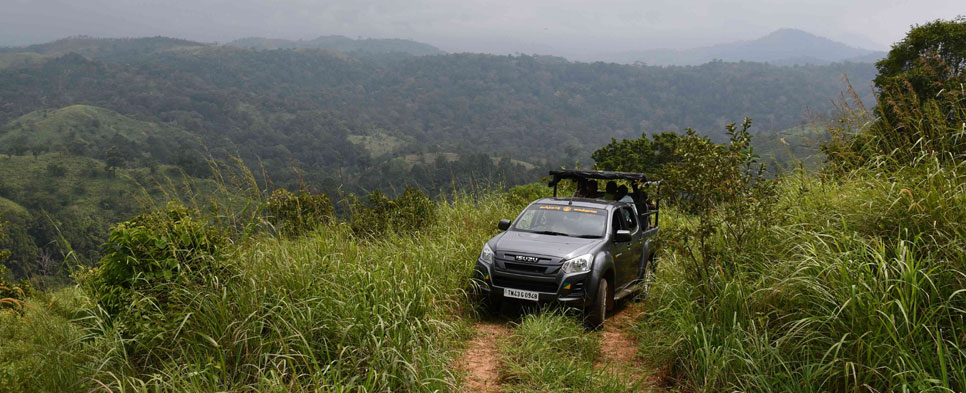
[492,231,600,260]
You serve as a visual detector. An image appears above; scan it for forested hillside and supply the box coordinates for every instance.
[0,36,875,283]
[1,16,964,393]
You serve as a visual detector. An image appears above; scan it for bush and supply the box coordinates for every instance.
[504,182,551,208]
[661,119,776,290]
[263,188,334,236]
[81,202,230,363]
[0,265,32,315]
[350,186,436,237]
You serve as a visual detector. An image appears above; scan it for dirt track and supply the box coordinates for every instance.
[457,322,510,393]
[457,301,668,392]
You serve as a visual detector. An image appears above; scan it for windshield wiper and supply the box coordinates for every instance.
[533,230,569,237]
[574,234,602,239]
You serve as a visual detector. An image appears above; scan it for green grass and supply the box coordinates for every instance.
[498,311,638,393]
[637,167,966,392]
[0,105,193,153]
[0,191,521,392]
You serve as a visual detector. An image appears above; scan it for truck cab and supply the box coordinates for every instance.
[473,170,661,328]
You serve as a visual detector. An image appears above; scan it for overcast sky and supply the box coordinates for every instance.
[1,0,961,56]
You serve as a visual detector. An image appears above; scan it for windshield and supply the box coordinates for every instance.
[511,204,607,238]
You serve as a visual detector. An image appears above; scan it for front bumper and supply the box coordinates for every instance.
[473,259,591,307]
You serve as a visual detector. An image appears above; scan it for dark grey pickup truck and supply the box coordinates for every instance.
[473,169,660,328]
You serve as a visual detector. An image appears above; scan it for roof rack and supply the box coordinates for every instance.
[547,169,663,227]
[548,169,662,192]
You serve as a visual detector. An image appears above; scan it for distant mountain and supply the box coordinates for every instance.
[0,36,207,60]
[602,29,884,66]
[227,35,443,56]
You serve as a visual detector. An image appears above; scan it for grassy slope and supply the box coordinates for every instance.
[2,149,963,392]
[0,152,209,279]
[0,105,193,153]
[637,166,966,392]
[0,192,522,392]
[0,153,168,219]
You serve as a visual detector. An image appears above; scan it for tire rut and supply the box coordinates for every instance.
[457,322,510,393]
[597,301,668,391]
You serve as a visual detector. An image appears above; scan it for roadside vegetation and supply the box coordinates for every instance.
[1,185,531,392]
[1,16,963,393]
[629,17,966,392]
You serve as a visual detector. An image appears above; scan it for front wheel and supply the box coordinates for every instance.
[584,278,609,329]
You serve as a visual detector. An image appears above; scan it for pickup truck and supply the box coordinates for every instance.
[473,169,660,328]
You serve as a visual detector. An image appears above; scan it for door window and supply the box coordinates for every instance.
[620,207,638,232]
[611,211,623,234]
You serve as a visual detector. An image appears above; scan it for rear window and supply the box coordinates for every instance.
[511,204,607,238]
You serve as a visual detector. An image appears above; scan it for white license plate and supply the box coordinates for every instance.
[504,288,540,301]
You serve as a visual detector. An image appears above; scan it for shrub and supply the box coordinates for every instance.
[504,182,551,208]
[661,119,776,289]
[263,188,334,236]
[81,202,230,362]
[350,186,436,237]
[0,265,32,315]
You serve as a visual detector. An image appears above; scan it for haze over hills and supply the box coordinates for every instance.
[227,35,444,56]
[0,33,878,278]
[596,28,885,65]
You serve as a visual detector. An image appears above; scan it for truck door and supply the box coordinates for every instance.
[610,210,632,287]
[619,206,645,282]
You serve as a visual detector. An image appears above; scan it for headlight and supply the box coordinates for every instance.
[561,253,593,274]
[480,243,494,264]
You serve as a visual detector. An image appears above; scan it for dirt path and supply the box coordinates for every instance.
[597,301,669,391]
[457,322,510,393]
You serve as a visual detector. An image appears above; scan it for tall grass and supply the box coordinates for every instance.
[638,167,966,392]
[499,311,638,393]
[0,191,522,392]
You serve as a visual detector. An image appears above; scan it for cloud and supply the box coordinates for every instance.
[0,0,960,53]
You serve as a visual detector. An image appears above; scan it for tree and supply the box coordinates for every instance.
[824,17,966,170]
[0,214,9,262]
[591,131,681,174]
[104,145,125,174]
[874,17,966,99]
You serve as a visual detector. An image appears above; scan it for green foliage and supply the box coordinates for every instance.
[0,265,32,315]
[499,312,638,393]
[826,17,966,172]
[662,119,776,288]
[0,214,9,262]
[0,44,877,195]
[874,17,966,98]
[591,131,681,174]
[263,188,334,236]
[642,170,966,392]
[1,191,519,392]
[0,287,98,393]
[82,202,230,361]
[103,145,125,174]
[504,182,553,208]
[0,153,203,281]
[638,24,966,391]
[349,187,437,237]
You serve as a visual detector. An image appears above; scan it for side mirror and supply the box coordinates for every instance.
[498,219,511,231]
[614,229,632,243]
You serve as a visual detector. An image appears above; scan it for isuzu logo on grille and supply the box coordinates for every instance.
[514,255,540,263]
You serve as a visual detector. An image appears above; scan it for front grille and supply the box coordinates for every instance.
[492,276,559,293]
[503,262,547,274]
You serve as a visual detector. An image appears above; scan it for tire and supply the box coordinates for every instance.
[585,278,609,329]
[481,292,502,315]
